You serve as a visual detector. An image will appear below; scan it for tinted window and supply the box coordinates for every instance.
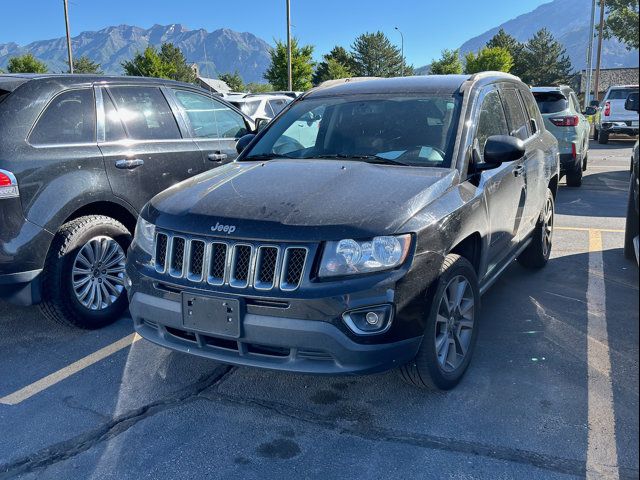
[268,99,289,115]
[102,90,127,142]
[502,89,530,140]
[173,89,247,139]
[519,90,543,133]
[532,91,569,114]
[475,90,509,158]
[108,87,181,140]
[30,89,95,145]
[607,88,638,100]
[233,100,262,118]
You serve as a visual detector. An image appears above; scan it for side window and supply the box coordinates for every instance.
[474,90,509,160]
[519,90,543,135]
[30,89,96,145]
[173,89,247,139]
[107,87,181,140]
[570,93,580,113]
[102,89,127,142]
[265,101,277,118]
[501,89,530,141]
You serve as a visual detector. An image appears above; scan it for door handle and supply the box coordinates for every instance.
[513,165,525,177]
[115,159,144,169]
[208,152,229,163]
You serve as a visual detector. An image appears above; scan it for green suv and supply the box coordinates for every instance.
[532,86,592,187]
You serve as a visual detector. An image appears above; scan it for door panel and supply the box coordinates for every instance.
[98,86,205,212]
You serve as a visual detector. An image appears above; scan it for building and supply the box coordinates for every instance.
[195,77,232,95]
[578,67,639,101]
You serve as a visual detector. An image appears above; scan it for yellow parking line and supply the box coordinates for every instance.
[556,226,625,234]
[0,333,142,406]
[585,229,619,479]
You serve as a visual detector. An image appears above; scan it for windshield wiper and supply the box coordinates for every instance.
[314,154,409,166]
[243,153,296,161]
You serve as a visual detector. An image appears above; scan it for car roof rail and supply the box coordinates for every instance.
[317,77,383,90]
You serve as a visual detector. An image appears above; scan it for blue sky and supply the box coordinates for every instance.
[0,0,549,66]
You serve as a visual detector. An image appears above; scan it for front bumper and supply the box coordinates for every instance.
[130,291,421,375]
[0,269,43,305]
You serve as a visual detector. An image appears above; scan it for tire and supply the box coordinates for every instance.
[624,175,639,261]
[566,163,583,187]
[40,215,131,329]
[399,254,480,390]
[593,128,599,141]
[583,154,588,172]
[598,131,609,144]
[518,189,554,269]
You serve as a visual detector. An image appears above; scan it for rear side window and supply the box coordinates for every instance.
[30,89,96,145]
[501,89,530,140]
[102,90,127,142]
[519,90,543,133]
[533,91,569,114]
[107,87,181,140]
[172,89,247,139]
[607,88,638,100]
[475,90,509,159]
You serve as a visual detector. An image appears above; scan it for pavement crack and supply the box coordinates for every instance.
[0,366,234,479]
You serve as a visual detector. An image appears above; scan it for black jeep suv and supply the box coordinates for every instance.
[0,74,254,328]
[126,73,560,389]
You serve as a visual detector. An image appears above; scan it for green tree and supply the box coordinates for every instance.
[485,28,526,77]
[246,82,273,93]
[264,38,315,91]
[7,54,48,73]
[72,56,102,74]
[122,43,196,83]
[429,49,463,75]
[465,47,513,74]
[351,31,412,77]
[603,0,639,50]
[519,28,574,85]
[218,71,245,92]
[313,46,356,85]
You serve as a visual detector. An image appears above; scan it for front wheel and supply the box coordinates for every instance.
[40,215,131,329]
[399,254,480,390]
[518,189,554,269]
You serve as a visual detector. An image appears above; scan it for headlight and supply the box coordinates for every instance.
[134,217,156,257]
[318,234,411,278]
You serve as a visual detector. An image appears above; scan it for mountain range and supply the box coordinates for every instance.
[0,24,272,83]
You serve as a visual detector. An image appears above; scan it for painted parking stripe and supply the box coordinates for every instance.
[556,226,624,234]
[586,229,619,480]
[0,333,141,406]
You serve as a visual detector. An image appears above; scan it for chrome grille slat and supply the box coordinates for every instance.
[153,232,307,292]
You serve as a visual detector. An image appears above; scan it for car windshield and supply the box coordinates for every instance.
[243,93,462,168]
[533,91,568,114]
[607,88,639,100]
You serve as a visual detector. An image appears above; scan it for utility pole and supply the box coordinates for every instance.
[584,0,596,109]
[593,0,606,103]
[286,0,292,91]
[63,0,73,74]
[395,27,405,77]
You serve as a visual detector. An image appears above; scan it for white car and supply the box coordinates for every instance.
[594,85,639,144]
[229,94,292,121]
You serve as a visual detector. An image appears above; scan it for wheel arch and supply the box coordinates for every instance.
[62,200,138,234]
[449,232,482,274]
[548,174,559,199]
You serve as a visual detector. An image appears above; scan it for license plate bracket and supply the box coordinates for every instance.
[182,293,241,338]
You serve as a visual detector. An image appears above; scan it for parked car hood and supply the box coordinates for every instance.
[146,159,458,241]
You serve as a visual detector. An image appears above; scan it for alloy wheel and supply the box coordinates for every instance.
[434,275,476,373]
[71,236,126,311]
[542,196,554,257]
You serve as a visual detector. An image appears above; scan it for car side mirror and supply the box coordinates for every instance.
[584,106,598,116]
[625,92,639,112]
[477,135,525,170]
[236,133,256,155]
[590,100,600,108]
[254,117,270,132]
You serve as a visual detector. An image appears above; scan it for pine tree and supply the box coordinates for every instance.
[263,38,315,91]
[313,46,356,85]
[519,29,574,86]
[351,32,411,77]
[485,28,526,77]
[429,49,463,75]
[72,56,102,74]
[122,43,196,83]
[218,71,245,92]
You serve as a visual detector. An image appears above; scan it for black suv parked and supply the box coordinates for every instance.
[0,74,254,328]
[127,73,560,389]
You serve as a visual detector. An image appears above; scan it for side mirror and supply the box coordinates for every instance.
[625,92,639,112]
[584,106,598,116]
[236,133,256,155]
[590,100,600,108]
[254,117,270,132]
[478,135,525,170]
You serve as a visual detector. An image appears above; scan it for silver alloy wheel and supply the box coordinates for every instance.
[542,196,554,257]
[72,236,126,311]
[434,275,475,373]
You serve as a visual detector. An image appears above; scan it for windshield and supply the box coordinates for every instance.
[532,91,568,114]
[607,88,639,100]
[243,94,462,168]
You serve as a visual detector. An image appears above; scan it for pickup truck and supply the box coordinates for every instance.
[594,85,639,144]
[126,73,559,390]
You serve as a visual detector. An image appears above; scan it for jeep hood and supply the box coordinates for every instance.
[147,159,458,241]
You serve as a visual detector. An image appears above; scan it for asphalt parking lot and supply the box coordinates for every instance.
[0,140,638,480]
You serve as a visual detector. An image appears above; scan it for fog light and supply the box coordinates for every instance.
[343,305,393,335]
